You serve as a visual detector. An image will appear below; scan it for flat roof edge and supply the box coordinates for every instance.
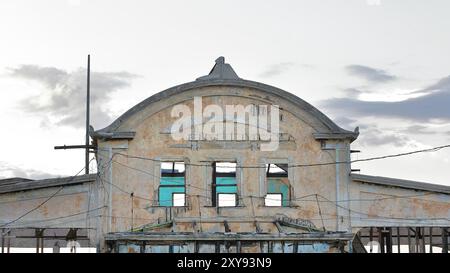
[351,173,450,194]
[0,173,97,194]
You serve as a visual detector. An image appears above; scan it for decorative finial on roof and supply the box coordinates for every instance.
[196,56,240,81]
[215,56,225,64]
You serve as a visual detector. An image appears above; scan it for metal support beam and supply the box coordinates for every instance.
[35,228,44,253]
[274,221,284,233]
[386,228,392,253]
[6,230,10,253]
[224,220,231,233]
[54,145,96,150]
[442,228,448,253]
[259,241,265,253]
[1,228,4,253]
[293,241,298,253]
[194,241,199,253]
[106,232,354,241]
[66,228,78,241]
[378,228,385,253]
[215,242,220,253]
[420,227,426,253]
[415,227,420,253]
[429,227,433,253]
[53,242,60,253]
[407,228,414,253]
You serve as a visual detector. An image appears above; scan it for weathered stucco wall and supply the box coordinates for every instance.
[349,180,450,229]
[0,183,94,229]
[96,85,352,247]
[94,83,449,252]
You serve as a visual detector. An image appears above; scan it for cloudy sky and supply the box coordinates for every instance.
[0,0,449,185]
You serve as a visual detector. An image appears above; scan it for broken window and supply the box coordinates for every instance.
[212,162,237,207]
[217,193,237,207]
[159,162,185,206]
[265,163,289,207]
[265,193,282,207]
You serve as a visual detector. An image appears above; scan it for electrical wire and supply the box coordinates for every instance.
[316,194,450,221]
[95,172,449,223]
[83,145,450,232]
[10,202,446,230]
[0,158,95,228]
[103,144,450,169]
[100,158,441,204]
[5,206,106,228]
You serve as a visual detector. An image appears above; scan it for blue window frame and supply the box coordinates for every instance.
[159,162,185,207]
[265,164,289,207]
[212,162,237,207]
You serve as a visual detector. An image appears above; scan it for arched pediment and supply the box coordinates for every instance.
[92,57,358,142]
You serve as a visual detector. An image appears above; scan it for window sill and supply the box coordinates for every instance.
[260,205,300,208]
[145,206,189,208]
[203,205,246,208]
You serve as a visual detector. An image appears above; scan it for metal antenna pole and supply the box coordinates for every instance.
[85,54,90,174]
[54,55,96,166]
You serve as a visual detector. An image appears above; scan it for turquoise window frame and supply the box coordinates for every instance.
[266,163,289,207]
[159,162,185,207]
[267,178,289,207]
[212,162,238,207]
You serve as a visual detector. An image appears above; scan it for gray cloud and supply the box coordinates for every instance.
[346,64,396,83]
[358,132,409,147]
[322,75,450,122]
[0,162,55,180]
[259,62,295,78]
[342,87,366,98]
[333,116,358,131]
[401,125,436,135]
[8,65,138,128]
[353,126,411,147]
[329,117,410,147]
[419,75,450,94]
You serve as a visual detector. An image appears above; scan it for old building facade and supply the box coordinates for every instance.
[1,57,449,253]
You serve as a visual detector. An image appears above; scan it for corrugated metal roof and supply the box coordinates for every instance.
[351,173,450,194]
[0,177,34,186]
